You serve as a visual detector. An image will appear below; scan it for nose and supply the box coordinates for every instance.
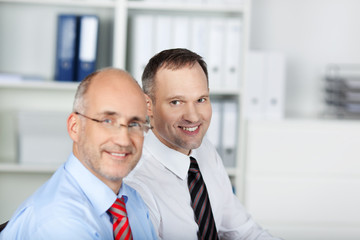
[112,125,132,147]
[183,103,201,123]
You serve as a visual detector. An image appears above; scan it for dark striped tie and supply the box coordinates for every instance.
[188,156,219,240]
[108,196,133,240]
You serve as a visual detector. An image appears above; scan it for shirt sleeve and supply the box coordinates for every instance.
[33,217,102,240]
[1,209,103,240]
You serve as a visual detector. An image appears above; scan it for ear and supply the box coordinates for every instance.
[144,94,153,117]
[67,112,80,142]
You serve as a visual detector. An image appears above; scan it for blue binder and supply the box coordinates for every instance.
[54,14,79,81]
[76,15,99,82]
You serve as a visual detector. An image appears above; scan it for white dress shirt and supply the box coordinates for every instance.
[125,130,280,240]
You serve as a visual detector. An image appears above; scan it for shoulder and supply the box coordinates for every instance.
[4,166,93,233]
[196,137,223,166]
[121,183,157,221]
[122,182,150,209]
[123,174,161,222]
[125,149,163,189]
[199,136,218,153]
[2,202,96,239]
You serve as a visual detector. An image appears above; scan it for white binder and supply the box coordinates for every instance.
[154,15,172,53]
[224,17,243,89]
[264,52,286,120]
[172,16,190,49]
[221,100,238,167]
[190,17,209,60]
[129,14,155,85]
[244,51,266,120]
[206,100,222,151]
[77,15,99,81]
[208,18,225,90]
[244,51,286,120]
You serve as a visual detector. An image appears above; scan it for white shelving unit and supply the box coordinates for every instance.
[244,119,360,239]
[0,0,250,222]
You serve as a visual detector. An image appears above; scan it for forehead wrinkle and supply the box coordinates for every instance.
[95,110,118,117]
[97,110,146,123]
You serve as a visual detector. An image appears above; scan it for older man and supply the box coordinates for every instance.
[1,68,157,240]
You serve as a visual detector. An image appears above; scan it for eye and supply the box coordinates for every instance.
[198,97,206,103]
[170,100,181,105]
[128,122,142,129]
[102,118,114,125]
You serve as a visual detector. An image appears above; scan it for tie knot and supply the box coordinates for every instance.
[189,156,200,174]
[108,196,127,219]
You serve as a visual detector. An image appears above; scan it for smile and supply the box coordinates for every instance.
[181,126,199,132]
[111,152,126,157]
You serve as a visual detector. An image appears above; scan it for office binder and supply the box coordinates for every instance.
[76,15,99,82]
[154,15,172,53]
[244,51,286,120]
[224,18,243,89]
[221,100,238,167]
[129,14,155,85]
[54,14,78,82]
[190,17,209,60]
[264,52,285,120]
[206,100,222,152]
[172,16,190,49]
[208,18,225,90]
[244,51,266,120]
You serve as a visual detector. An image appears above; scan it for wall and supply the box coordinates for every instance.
[250,0,360,117]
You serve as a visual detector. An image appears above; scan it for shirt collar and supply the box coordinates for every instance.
[144,130,190,180]
[65,153,119,216]
[118,184,131,203]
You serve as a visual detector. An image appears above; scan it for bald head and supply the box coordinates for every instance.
[73,68,144,114]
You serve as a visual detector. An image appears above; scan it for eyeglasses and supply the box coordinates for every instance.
[75,112,152,137]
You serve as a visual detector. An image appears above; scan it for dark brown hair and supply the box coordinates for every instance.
[142,48,208,101]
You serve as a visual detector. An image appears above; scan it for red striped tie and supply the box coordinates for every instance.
[188,157,219,240]
[108,196,133,240]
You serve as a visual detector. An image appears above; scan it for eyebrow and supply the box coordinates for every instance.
[199,94,210,98]
[166,95,185,101]
[129,116,147,123]
[98,111,146,123]
[167,94,210,101]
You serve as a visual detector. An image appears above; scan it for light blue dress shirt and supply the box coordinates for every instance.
[0,154,157,240]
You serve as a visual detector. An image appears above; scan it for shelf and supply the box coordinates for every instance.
[0,0,249,203]
[0,163,59,173]
[127,1,246,14]
[0,81,239,94]
[210,88,241,96]
[0,0,246,12]
[0,80,79,91]
[0,0,115,7]
[226,167,237,176]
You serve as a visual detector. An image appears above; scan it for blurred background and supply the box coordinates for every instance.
[1,0,360,239]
